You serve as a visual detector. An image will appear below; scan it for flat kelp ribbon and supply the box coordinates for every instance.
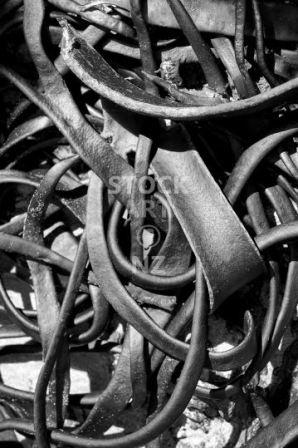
[23,157,79,432]
[60,23,298,121]
[120,125,267,308]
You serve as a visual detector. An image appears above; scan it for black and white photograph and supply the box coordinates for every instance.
[0,1,297,446]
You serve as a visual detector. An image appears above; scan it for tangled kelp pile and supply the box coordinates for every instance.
[1,0,298,447]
